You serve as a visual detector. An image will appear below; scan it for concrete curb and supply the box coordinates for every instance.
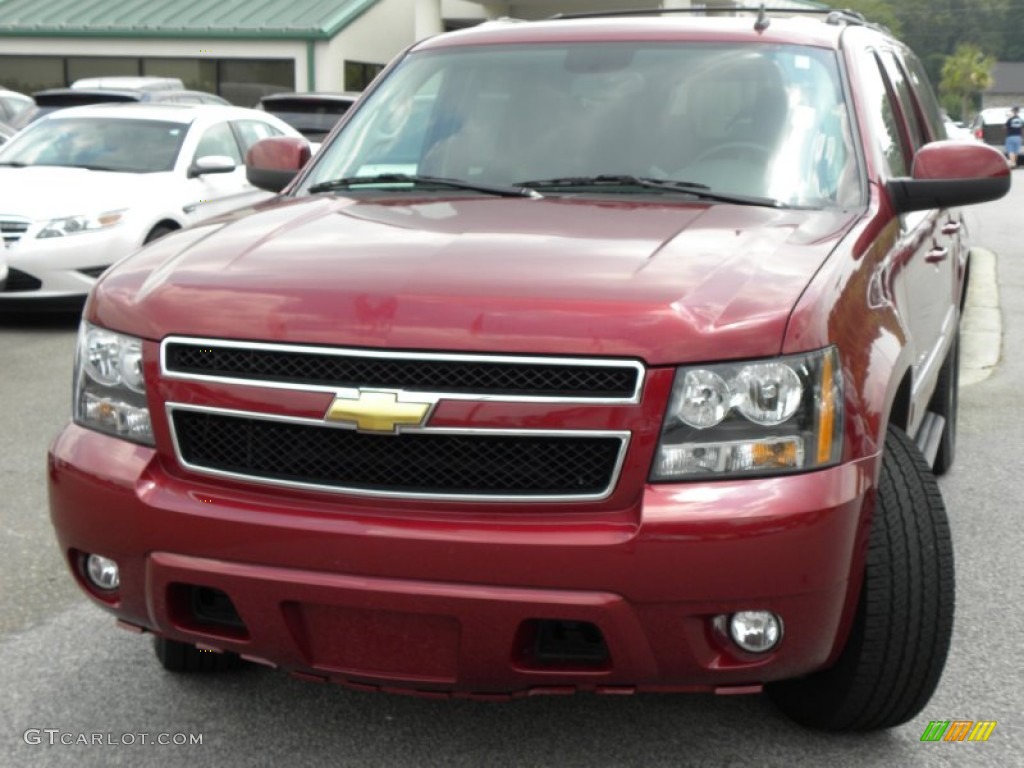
[961,247,1001,386]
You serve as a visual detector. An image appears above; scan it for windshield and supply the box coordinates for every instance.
[302,42,860,208]
[0,116,187,172]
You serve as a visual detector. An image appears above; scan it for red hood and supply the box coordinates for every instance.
[90,195,857,365]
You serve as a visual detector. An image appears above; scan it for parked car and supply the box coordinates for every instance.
[11,87,230,129]
[0,103,305,309]
[71,76,185,91]
[0,88,33,124]
[970,106,1022,164]
[255,91,359,142]
[943,114,973,141]
[49,10,1008,731]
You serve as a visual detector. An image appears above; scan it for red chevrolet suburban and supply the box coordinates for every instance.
[49,10,1009,731]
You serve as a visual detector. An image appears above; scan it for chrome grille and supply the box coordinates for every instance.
[162,338,644,401]
[0,217,29,247]
[170,407,627,500]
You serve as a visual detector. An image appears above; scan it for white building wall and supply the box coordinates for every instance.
[442,0,498,22]
[327,0,419,91]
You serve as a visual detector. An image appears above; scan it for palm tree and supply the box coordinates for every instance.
[940,44,996,122]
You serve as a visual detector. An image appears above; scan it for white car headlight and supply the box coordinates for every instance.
[651,347,842,480]
[73,322,153,445]
[38,210,124,239]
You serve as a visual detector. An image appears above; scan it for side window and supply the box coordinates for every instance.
[900,52,947,142]
[880,51,928,150]
[858,52,911,177]
[193,122,242,164]
[232,120,284,158]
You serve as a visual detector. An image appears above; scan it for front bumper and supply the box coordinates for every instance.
[49,423,876,696]
[0,226,140,302]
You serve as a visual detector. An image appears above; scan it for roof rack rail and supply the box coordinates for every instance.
[547,5,890,35]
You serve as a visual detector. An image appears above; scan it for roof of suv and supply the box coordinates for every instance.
[975,106,1016,124]
[415,13,860,52]
[36,101,272,124]
[33,87,228,106]
[71,76,185,90]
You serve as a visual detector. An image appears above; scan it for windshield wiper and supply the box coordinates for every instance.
[308,173,540,198]
[516,174,787,207]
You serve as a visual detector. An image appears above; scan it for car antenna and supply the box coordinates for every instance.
[754,4,771,32]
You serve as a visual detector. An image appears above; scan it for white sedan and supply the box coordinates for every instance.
[0,103,307,309]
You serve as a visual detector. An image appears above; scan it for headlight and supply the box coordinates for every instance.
[37,210,124,239]
[73,322,153,445]
[651,347,842,480]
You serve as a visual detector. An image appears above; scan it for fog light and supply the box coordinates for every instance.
[85,554,120,591]
[729,611,782,653]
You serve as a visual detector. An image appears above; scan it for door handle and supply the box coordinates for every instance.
[925,247,949,263]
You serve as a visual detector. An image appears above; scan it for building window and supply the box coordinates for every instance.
[0,56,64,93]
[0,55,294,105]
[67,57,138,82]
[345,60,384,91]
[219,59,295,107]
[144,59,218,95]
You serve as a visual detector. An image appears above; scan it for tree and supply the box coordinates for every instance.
[940,44,996,121]
[833,0,901,37]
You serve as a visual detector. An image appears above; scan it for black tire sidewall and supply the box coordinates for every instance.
[768,426,955,731]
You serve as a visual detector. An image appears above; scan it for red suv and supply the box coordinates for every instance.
[49,10,1009,731]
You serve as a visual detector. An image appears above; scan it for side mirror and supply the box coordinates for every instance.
[245,136,312,193]
[187,154,236,179]
[887,140,1010,213]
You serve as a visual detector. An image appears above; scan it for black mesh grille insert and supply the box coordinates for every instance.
[173,410,623,497]
[164,342,639,399]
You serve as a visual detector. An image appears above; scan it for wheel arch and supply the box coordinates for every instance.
[144,219,182,244]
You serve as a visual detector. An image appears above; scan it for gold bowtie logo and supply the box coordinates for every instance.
[324,390,432,433]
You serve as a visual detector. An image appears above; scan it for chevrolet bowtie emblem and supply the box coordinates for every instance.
[324,390,432,433]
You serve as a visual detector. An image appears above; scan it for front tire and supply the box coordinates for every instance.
[768,426,954,731]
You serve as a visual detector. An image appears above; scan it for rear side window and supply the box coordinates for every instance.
[194,122,242,164]
[859,53,910,177]
[880,51,928,150]
[899,52,947,142]
[232,119,285,156]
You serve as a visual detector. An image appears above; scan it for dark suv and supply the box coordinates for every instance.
[49,9,1008,732]
[255,91,360,142]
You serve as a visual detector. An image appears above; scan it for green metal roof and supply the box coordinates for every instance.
[0,0,383,40]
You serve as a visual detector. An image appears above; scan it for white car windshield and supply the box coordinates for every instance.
[0,117,188,173]
[304,42,861,209]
